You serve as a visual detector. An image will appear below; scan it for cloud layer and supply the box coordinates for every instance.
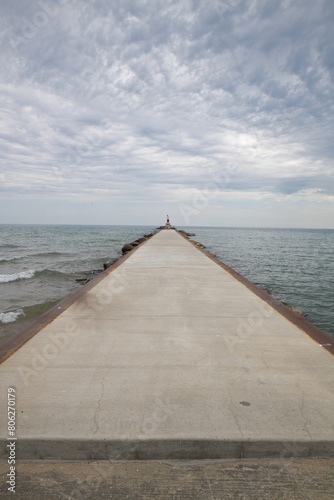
[1,0,334,227]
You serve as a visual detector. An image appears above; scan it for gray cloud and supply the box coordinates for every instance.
[0,0,333,226]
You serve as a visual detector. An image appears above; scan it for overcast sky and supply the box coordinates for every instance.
[0,0,334,228]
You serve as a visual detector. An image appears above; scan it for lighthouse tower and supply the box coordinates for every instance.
[165,215,171,229]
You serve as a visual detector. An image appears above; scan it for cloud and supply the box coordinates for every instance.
[0,0,333,226]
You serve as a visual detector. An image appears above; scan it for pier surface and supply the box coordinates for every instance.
[0,229,333,460]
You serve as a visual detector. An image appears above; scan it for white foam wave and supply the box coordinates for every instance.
[0,270,35,283]
[0,309,25,324]
[0,256,18,262]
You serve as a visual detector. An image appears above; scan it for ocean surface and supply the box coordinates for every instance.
[0,224,333,344]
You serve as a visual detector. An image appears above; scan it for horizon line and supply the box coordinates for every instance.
[0,222,333,231]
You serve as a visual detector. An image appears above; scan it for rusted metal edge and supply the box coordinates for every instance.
[178,231,334,357]
[0,234,156,365]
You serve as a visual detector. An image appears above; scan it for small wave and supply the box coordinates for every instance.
[36,269,69,279]
[0,244,21,249]
[0,252,69,264]
[30,251,69,258]
[0,309,25,324]
[22,299,63,319]
[0,256,22,264]
[0,270,35,283]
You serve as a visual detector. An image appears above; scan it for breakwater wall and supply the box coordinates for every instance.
[0,229,333,460]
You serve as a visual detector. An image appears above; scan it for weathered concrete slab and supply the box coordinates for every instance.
[0,229,333,460]
[1,459,334,500]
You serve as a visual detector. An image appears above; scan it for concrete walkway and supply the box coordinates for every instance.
[0,229,333,460]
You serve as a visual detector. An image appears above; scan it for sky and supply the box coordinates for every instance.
[0,0,334,228]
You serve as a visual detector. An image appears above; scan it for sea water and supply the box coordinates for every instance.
[0,224,155,342]
[0,224,333,343]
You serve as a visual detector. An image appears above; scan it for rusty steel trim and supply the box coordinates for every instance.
[0,233,156,365]
[178,231,334,357]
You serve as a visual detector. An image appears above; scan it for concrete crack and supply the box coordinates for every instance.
[227,386,244,439]
[92,370,108,437]
[260,348,271,373]
[92,358,111,438]
[299,389,312,440]
[203,469,215,500]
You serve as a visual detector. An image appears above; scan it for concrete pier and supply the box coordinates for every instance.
[0,229,333,460]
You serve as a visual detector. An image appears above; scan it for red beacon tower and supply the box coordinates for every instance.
[165,215,172,229]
